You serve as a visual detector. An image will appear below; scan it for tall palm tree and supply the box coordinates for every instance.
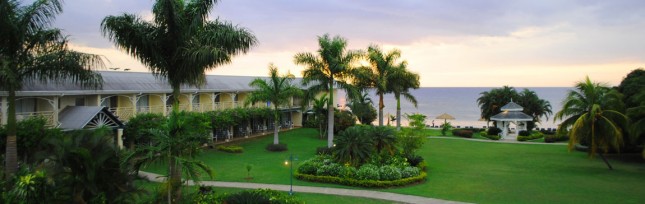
[294,34,362,147]
[387,66,420,130]
[554,77,627,170]
[477,86,518,126]
[355,45,405,126]
[1,0,104,178]
[245,64,303,145]
[517,89,553,130]
[101,0,257,108]
[102,1,255,201]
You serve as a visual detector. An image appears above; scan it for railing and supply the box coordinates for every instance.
[16,111,56,127]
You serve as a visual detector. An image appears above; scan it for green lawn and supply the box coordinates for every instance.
[144,128,645,204]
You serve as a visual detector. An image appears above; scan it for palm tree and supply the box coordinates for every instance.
[310,93,329,139]
[387,66,420,130]
[294,34,362,147]
[1,0,104,178]
[477,86,518,126]
[517,89,553,130]
[625,92,645,158]
[40,127,140,203]
[101,0,257,108]
[245,64,303,145]
[356,45,405,126]
[102,1,255,201]
[370,126,397,155]
[347,91,377,125]
[333,125,374,166]
[554,77,627,170]
[125,111,213,202]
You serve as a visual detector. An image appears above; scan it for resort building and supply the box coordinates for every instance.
[0,71,323,137]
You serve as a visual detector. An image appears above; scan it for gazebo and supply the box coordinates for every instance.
[490,101,533,139]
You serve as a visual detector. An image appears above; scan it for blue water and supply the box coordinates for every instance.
[337,87,570,129]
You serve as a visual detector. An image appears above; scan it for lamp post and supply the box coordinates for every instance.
[285,153,297,195]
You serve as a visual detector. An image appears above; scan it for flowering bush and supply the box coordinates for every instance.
[379,165,402,181]
[356,164,380,180]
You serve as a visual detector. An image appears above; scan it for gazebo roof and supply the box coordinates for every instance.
[58,106,124,130]
[500,101,524,111]
[490,111,533,121]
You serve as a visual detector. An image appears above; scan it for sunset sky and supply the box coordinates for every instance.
[53,0,644,87]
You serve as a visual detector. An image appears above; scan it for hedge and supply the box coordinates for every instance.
[517,132,544,141]
[452,129,473,138]
[480,131,501,140]
[216,145,243,153]
[294,171,427,188]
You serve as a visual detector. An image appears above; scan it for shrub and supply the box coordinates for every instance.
[398,130,425,157]
[316,146,333,155]
[487,127,502,136]
[297,160,320,175]
[334,110,356,134]
[544,132,569,143]
[480,131,488,137]
[405,154,424,167]
[451,129,473,138]
[401,166,421,178]
[295,171,427,188]
[379,165,402,181]
[356,164,380,180]
[216,145,243,153]
[266,143,288,152]
[517,132,544,141]
[340,166,358,179]
[519,130,530,136]
[416,161,428,171]
[482,133,501,140]
[219,188,303,204]
[316,163,343,177]
[441,122,452,136]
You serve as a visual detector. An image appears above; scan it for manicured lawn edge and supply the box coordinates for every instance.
[294,171,427,188]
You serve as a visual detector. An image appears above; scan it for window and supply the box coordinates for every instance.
[136,95,149,109]
[16,98,36,113]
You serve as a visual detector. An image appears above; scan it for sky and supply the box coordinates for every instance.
[51,0,645,87]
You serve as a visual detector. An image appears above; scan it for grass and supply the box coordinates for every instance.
[144,128,645,204]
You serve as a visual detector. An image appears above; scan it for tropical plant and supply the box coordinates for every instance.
[554,77,628,170]
[245,64,303,144]
[387,66,420,130]
[441,122,452,136]
[123,113,165,149]
[1,0,105,178]
[309,93,329,139]
[477,86,518,126]
[333,125,374,166]
[625,92,645,158]
[347,92,377,125]
[124,111,213,202]
[517,89,553,131]
[406,113,427,130]
[295,34,362,147]
[617,68,645,156]
[334,110,357,134]
[38,127,140,203]
[355,45,407,126]
[101,0,256,109]
[370,126,397,155]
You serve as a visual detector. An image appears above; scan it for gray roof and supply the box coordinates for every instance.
[58,106,123,130]
[8,71,304,96]
[490,111,533,121]
[500,101,524,111]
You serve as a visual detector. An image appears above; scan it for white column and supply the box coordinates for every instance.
[51,96,59,127]
[1,97,7,125]
[130,94,138,115]
[117,128,124,149]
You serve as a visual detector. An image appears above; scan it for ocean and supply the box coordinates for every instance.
[337,87,571,129]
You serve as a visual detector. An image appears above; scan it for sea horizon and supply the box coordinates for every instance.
[337,87,571,129]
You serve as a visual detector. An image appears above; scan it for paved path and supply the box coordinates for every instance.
[428,136,567,145]
[138,171,468,204]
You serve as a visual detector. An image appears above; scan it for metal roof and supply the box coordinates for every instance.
[7,71,304,96]
[500,101,524,111]
[490,111,533,121]
[58,106,124,130]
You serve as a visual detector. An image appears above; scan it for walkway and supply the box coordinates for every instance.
[428,136,567,145]
[138,171,469,204]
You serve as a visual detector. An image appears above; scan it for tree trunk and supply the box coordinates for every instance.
[4,89,18,178]
[327,78,334,148]
[170,156,182,202]
[273,106,279,144]
[396,93,401,131]
[598,153,613,170]
[378,93,384,126]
